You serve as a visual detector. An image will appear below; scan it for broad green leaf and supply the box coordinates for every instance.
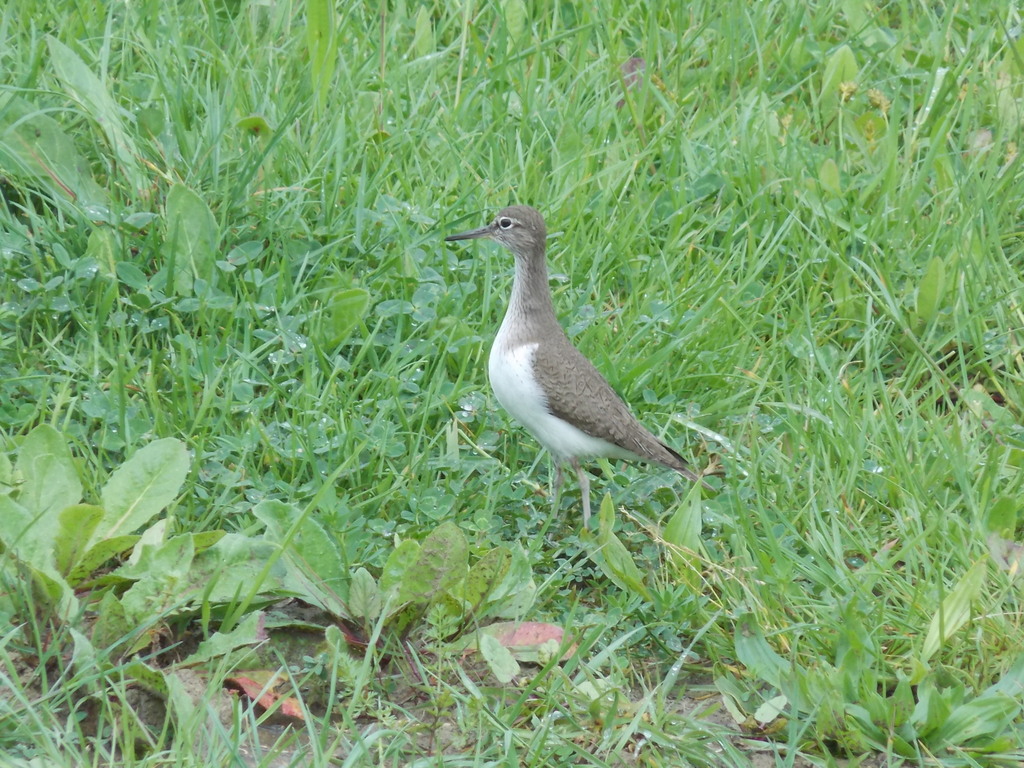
[932,692,1023,747]
[306,0,336,113]
[915,255,946,326]
[988,650,1024,697]
[590,495,651,600]
[46,36,144,193]
[918,67,952,140]
[913,675,955,736]
[776,664,830,716]
[734,614,788,689]
[0,93,109,208]
[397,521,468,605]
[841,703,886,749]
[819,44,858,108]
[0,450,11,490]
[324,288,371,346]
[858,688,893,735]
[922,559,987,661]
[54,504,104,576]
[123,212,159,231]
[188,533,286,604]
[818,158,841,195]
[114,525,182,580]
[184,611,265,666]
[379,539,421,599]
[840,0,868,30]
[164,670,198,727]
[932,152,954,194]
[87,227,119,279]
[664,483,702,552]
[663,483,703,589]
[715,675,751,724]
[122,659,169,696]
[984,496,1018,539]
[998,42,1024,131]
[1002,35,1024,78]
[458,546,511,613]
[116,261,149,291]
[0,495,39,553]
[0,496,78,617]
[91,589,131,650]
[251,499,294,541]
[961,387,1013,429]
[478,631,520,683]
[754,694,788,725]
[119,535,196,621]
[137,106,164,137]
[252,499,347,608]
[69,628,97,670]
[591,536,648,598]
[413,6,433,58]
[236,114,272,136]
[349,567,381,621]
[891,674,916,727]
[33,569,78,617]
[94,438,189,547]
[503,0,527,47]
[16,424,82,517]
[165,184,219,295]
[485,544,536,619]
[324,623,345,651]
[125,518,165,565]
[192,530,227,552]
[255,501,346,588]
[69,535,139,585]
[924,651,1024,747]
[834,600,875,671]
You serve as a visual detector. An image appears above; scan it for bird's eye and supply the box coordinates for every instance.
[498,217,513,229]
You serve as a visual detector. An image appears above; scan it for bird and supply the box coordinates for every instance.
[445,205,710,528]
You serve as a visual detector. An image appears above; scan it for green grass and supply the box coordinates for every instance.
[2,0,1024,764]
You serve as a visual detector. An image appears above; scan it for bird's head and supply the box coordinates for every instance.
[445,205,547,258]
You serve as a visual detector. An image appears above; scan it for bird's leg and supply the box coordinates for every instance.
[552,462,565,511]
[572,458,591,529]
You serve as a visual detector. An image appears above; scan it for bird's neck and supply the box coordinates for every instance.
[504,250,560,342]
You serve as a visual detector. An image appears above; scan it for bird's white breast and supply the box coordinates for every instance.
[488,337,622,461]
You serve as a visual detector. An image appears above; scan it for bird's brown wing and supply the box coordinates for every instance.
[531,332,703,482]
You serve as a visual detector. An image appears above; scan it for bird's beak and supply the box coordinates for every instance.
[445,223,493,242]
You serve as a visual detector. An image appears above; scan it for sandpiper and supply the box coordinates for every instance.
[446,206,709,527]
